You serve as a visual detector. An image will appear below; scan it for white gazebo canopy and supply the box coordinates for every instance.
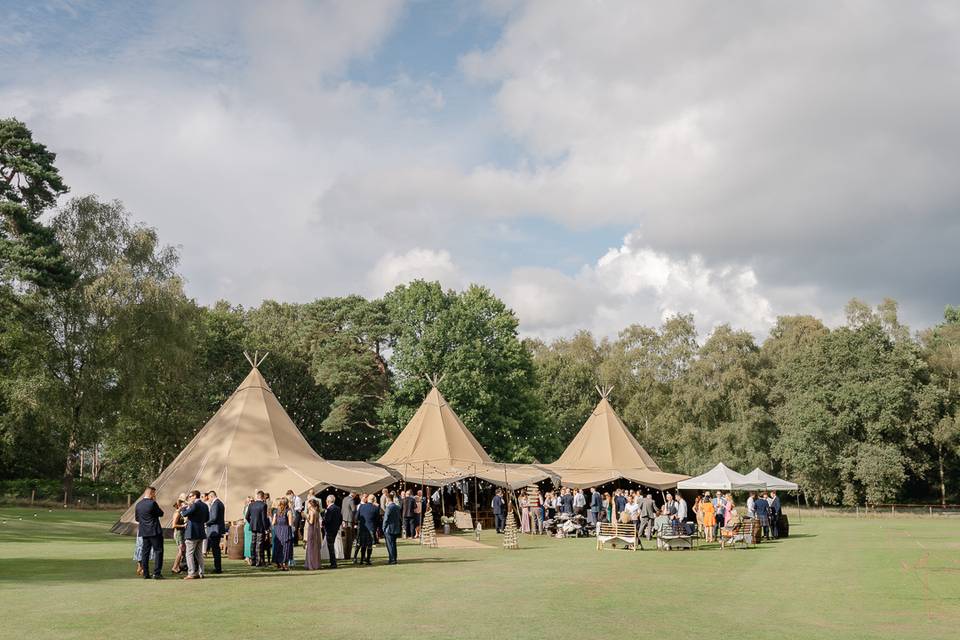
[745,468,798,491]
[676,463,766,491]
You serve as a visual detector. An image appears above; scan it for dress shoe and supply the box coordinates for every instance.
[153,575,165,580]
[143,575,152,579]
[213,570,223,574]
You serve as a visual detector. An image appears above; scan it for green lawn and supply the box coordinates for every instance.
[1,508,957,639]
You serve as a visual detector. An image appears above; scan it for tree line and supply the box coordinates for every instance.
[2,119,958,506]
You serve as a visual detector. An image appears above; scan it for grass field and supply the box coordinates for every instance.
[1,508,958,639]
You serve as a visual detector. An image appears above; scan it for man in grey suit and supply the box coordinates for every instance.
[638,493,658,540]
[342,492,356,560]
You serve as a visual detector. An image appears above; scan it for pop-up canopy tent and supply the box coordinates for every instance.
[376,377,555,488]
[111,354,397,534]
[541,387,688,490]
[676,462,766,491]
[745,468,798,491]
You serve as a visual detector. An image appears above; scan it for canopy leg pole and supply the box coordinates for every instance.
[473,473,478,528]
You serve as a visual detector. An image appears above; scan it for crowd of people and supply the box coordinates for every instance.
[132,486,430,579]
[505,486,784,544]
[133,483,786,578]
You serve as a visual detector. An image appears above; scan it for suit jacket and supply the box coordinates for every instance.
[639,497,657,519]
[342,495,356,524]
[383,502,402,535]
[206,498,225,535]
[561,494,574,514]
[134,498,164,538]
[614,495,627,512]
[590,491,602,511]
[245,500,270,533]
[357,502,379,534]
[322,504,343,536]
[754,499,770,518]
[401,496,417,518]
[181,500,210,540]
[492,495,505,516]
[771,497,781,514]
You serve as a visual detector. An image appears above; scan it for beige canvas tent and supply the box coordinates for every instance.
[111,356,396,534]
[542,387,688,489]
[377,379,554,488]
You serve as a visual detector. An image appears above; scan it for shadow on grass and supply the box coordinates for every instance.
[0,554,478,584]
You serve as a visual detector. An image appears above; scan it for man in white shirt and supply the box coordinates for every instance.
[675,494,688,522]
[747,492,756,518]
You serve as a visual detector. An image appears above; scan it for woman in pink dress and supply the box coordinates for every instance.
[303,498,323,570]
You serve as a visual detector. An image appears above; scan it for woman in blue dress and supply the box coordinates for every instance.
[272,497,294,571]
[241,496,252,563]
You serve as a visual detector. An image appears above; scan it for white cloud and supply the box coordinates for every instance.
[367,248,462,295]
[504,233,780,339]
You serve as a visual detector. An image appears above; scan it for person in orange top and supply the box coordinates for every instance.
[700,492,717,542]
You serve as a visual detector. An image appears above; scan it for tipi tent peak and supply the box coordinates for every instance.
[541,388,688,490]
[376,381,554,488]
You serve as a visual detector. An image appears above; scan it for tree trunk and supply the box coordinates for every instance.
[62,433,78,503]
[938,447,946,508]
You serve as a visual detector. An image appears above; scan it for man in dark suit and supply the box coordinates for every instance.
[401,490,417,539]
[322,495,343,568]
[589,488,602,525]
[492,489,506,533]
[180,490,210,579]
[383,492,402,565]
[205,490,225,574]
[356,495,378,565]
[560,488,575,515]
[245,490,270,567]
[134,486,164,579]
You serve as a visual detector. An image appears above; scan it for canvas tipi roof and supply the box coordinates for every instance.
[543,388,688,489]
[111,356,396,534]
[377,379,554,487]
[676,462,765,491]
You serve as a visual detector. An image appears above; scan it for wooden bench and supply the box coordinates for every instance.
[720,518,757,549]
[657,521,694,550]
[596,522,641,551]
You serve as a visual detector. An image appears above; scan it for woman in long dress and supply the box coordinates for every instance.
[171,498,187,573]
[303,498,322,570]
[520,494,531,533]
[241,496,253,564]
[272,497,294,570]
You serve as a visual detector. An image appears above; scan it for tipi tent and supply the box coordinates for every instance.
[111,355,397,534]
[542,387,688,489]
[745,468,798,491]
[676,462,765,491]
[377,378,554,488]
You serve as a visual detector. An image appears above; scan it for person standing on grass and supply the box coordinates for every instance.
[754,491,770,540]
[170,497,187,574]
[573,488,586,516]
[322,494,343,568]
[492,489,506,533]
[401,490,417,540]
[245,490,270,567]
[303,498,322,570]
[272,497,294,571]
[700,492,716,542]
[356,495,378,565]
[134,486,164,580]
[205,490,225,574]
[383,491,402,565]
[180,490,208,579]
[770,491,781,538]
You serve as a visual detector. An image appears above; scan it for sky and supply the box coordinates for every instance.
[2,0,959,339]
